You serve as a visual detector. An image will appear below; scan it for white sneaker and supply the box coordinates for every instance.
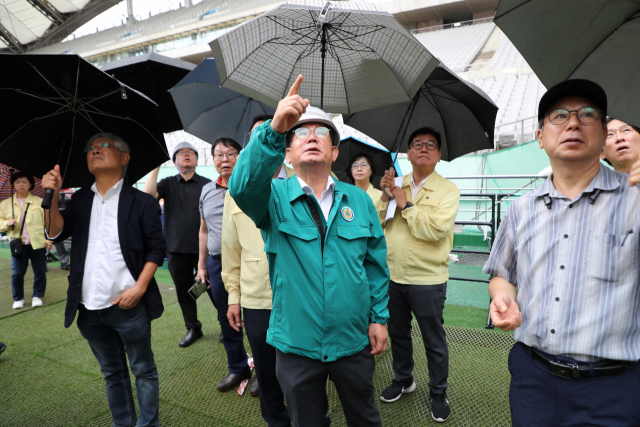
[13,300,24,309]
[0,235,8,241]
[32,297,43,307]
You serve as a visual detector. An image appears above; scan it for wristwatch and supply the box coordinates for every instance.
[402,202,414,210]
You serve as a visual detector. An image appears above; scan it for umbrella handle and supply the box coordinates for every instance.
[384,167,395,198]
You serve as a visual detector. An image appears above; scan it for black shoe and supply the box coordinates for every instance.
[219,333,223,343]
[379,378,416,403]
[250,377,259,396]
[431,392,451,423]
[179,328,203,348]
[217,368,252,392]
[0,342,5,356]
[60,264,70,270]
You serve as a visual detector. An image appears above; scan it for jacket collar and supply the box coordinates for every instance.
[402,170,441,203]
[538,163,620,199]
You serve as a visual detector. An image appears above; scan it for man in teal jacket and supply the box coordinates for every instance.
[229,75,389,427]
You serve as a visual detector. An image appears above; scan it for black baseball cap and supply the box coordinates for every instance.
[538,79,607,121]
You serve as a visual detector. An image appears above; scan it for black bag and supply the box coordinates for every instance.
[10,202,30,258]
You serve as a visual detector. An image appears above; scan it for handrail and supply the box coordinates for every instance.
[444,175,546,179]
[410,17,494,34]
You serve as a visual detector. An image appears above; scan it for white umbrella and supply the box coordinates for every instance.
[209,0,439,114]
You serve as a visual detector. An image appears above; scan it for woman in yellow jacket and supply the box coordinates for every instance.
[347,153,383,204]
[0,172,48,309]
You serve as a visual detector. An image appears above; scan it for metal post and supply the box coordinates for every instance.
[320,25,326,110]
[126,0,135,25]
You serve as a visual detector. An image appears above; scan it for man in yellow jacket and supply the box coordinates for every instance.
[376,127,460,423]
[222,114,293,427]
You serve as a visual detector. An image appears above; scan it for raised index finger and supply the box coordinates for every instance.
[287,74,303,97]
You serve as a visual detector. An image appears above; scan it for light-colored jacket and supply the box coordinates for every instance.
[365,183,383,205]
[0,194,46,250]
[375,171,460,285]
[221,164,295,309]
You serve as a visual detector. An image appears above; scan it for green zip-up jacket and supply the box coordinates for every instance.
[229,120,390,362]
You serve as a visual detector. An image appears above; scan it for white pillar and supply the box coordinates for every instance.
[126,0,136,25]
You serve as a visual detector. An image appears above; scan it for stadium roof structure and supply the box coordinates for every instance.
[0,0,120,53]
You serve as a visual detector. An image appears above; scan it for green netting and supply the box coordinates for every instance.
[0,280,514,427]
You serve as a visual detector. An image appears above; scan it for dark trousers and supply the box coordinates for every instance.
[207,255,248,374]
[77,303,159,427]
[11,245,46,301]
[244,308,290,427]
[53,240,69,267]
[509,342,640,427]
[167,252,215,331]
[388,281,448,395]
[276,347,381,427]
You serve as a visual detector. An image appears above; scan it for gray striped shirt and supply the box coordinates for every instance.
[484,164,640,362]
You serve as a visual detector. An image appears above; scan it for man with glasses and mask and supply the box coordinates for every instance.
[41,133,166,427]
[376,127,460,423]
[485,79,640,426]
[229,76,390,427]
[143,142,212,348]
[195,137,251,393]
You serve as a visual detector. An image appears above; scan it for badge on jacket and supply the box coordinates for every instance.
[341,207,354,222]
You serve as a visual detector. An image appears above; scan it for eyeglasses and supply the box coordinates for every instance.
[177,150,196,157]
[351,162,370,170]
[293,127,331,140]
[410,141,438,151]
[213,152,238,161]
[547,107,602,125]
[85,142,120,153]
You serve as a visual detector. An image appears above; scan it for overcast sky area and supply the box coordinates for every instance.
[68,0,208,40]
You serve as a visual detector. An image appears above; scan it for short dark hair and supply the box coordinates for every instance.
[346,153,376,183]
[606,116,640,135]
[10,171,35,191]
[211,137,242,156]
[250,114,274,131]
[407,127,441,150]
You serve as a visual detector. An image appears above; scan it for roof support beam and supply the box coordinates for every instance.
[0,22,24,53]
[24,0,64,25]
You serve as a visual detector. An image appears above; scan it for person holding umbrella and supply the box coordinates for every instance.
[41,133,166,427]
[346,153,382,203]
[601,117,640,174]
[376,127,460,423]
[229,75,390,427]
[0,171,48,309]
[485,79,640,427]
[143,143,213,348]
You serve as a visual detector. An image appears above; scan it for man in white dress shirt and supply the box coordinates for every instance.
[41,133,166,427]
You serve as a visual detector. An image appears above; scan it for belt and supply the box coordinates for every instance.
[531,348,628,379]
[210,254,221,261]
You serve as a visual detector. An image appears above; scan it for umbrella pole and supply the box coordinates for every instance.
[320,25,327,110]
[41,141,67,210]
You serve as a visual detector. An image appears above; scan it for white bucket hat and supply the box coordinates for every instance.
[288,106,341,147]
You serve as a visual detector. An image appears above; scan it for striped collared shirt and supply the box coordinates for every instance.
[484,164,640,362]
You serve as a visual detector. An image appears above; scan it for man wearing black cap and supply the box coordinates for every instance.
[484,79,640,426]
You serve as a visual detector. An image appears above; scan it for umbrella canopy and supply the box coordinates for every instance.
[343,64,498,162]
[209,0,439,114]
[101,53,196,133]
[0,54,169,189]
[0,163,45,202]
[169,57,275,146]
[494,0,640,126]
[332,136,400,188]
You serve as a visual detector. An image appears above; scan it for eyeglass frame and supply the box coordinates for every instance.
[546,107,603,126]
[351,161,371,170]
[85,142,122,154]
[176,149,197,157]
[293,126,332,140]
[213,152,239,161]
[409,140,439,151]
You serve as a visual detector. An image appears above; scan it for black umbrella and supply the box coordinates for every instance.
[332,136,400,189]
[494,0,640,126]
[0,54,169,204]
[343,64,498,163]
[101,53,196,133]
[169,57,275,146]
